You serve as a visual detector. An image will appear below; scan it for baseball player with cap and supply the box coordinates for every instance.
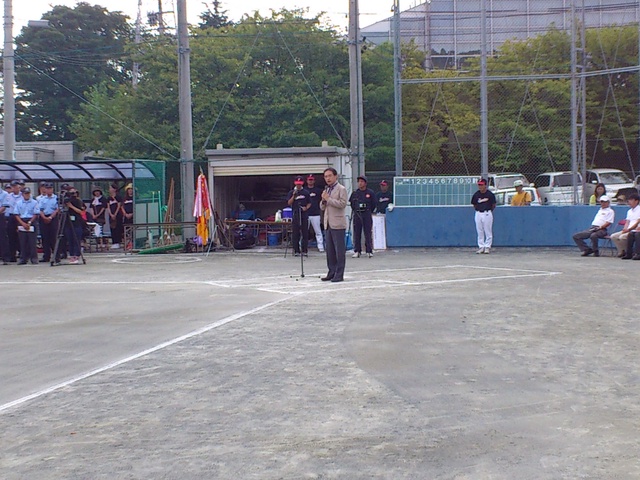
[287,176,311,256]
[375,180,392,213]
[349,175,376,258]
[305,174,324,252]
[471,178,497,254]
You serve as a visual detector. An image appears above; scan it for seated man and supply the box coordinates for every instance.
[624,228,640,260]
[612,192,640,258]
[572,195,614,257]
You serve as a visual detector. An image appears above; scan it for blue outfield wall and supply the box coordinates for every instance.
[385,205,628,247]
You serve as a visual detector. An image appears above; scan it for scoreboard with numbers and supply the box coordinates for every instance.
[393,176,479,206]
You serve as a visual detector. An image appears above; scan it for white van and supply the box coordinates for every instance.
[534,171,583,205]
[585,168,634,203]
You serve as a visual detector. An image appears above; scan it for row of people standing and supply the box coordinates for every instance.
[286,174,392,257]
[0,181,134,265]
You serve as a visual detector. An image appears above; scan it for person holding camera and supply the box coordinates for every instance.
[349,175,376,258]
[14,188,39,265]
[64,188,86,265]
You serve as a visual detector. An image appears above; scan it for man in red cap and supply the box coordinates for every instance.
[287,176,311,256]
[375,180,392,214]
[305,174,324,252]
[471,178,497,254]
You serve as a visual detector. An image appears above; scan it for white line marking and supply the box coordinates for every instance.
[112,257,202,264]
[0,296,295,415]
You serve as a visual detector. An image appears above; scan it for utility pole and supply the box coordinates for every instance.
[393,0,402,176]
[349,0,365,185]
[3,0,15,160]
[177,0,194,228]
[133,0,142,88]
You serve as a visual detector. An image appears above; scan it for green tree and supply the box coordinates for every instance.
[198,1,232,30]
[14,2,133,141]
[72,9,353,159]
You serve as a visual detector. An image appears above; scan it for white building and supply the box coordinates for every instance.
[362,0,640,68]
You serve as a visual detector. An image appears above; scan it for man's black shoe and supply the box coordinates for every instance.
[321,276,333,281]
[18,261,27,265]
[581,249,593,257]
[632,254,640,260]
[621,255,633,260]
[330,277,343,283]
[593,250,600,257]
[39,258,49,263]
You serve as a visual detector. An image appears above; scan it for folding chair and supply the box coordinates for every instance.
[602,219,625,256]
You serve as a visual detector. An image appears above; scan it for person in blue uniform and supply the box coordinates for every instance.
[0,183,11,264]
[287,176,311,256]
[38,182,60,263]
[471,178,497,254]
[6,180,24,262]
[375,180,392,214]
[15,187,40,264]
[349,175,376,258]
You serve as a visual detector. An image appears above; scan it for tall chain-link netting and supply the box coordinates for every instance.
[386,0,640,188]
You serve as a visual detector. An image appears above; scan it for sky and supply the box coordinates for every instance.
[11,0,402,35]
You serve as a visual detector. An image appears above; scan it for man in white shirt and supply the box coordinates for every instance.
[572,195,615,257]
[611,193,640,257]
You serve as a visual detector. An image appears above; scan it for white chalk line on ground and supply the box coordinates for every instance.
[0,296,296,415]
[112,256,202,264]
[256,271,562,294]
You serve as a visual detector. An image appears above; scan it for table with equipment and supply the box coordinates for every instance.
[224,220,293,249]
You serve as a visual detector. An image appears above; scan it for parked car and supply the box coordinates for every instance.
[534,171,583,205]
[585,168,634,203]
[494,186,541,206]
[487,172,530,190]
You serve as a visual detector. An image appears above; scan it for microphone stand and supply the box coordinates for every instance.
[298,203,305,278]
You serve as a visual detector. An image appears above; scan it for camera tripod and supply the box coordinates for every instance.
[50,208,86,266]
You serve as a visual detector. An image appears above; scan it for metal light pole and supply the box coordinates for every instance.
[480,0,488,178]
[177,0,194,229]
[3,0,15,160]
[349,0,365,184]
[393,0,402,176]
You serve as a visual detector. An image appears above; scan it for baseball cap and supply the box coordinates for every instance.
[4,183,11,189]
[357,175,368,183]
[22,187,31,194]
[599,195,610,202]
[294,176,304,185]
[307,174,315,180]
[380,180,388,186]
[477,178,487,185]
[10,180,21,186]
[43,182,54,188]
[513,179,524,187]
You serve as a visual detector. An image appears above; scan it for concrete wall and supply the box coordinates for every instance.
[385,205,628,247]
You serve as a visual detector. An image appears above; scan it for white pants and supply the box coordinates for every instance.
[475,211,493,249]
[611,230,630,255]
[308,215,324,251]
